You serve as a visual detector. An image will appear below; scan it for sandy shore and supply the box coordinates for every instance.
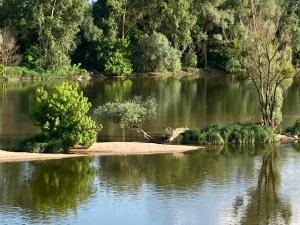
[0,150,84,163]
[70,142,202,155]
[0,142,202,163]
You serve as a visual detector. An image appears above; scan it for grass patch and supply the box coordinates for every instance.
[180,123,274,145]
[0,64,90,82]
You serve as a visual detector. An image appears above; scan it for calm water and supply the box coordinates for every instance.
[1,74,300,224]
[2,73,300,146]
[0,146,300,225]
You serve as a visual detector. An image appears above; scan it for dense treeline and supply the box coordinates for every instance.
[0,0,299,77]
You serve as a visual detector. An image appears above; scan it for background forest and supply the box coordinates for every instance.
[0,0,299,77]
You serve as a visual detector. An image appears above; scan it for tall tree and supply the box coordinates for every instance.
[0,27,20,75]
[93,0,142,40]
[192,0,235,68]
[3,0,87,69]
[234,0,295,127]
[282,0,300,66]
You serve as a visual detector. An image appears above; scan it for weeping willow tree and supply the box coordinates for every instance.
[234,0,295,128]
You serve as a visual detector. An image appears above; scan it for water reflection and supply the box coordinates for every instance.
[0,82,39,148]
[85,76,259,141]
[232,148,291,225]
[98,148,258,192]
[2,75,300,144]
[0,157,96,216]
[0,147,299,224]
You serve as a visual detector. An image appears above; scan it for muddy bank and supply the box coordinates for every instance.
[0,142,202,163]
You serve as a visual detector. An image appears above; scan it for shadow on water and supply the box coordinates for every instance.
[232,147,292,225]
[0,157,96,219]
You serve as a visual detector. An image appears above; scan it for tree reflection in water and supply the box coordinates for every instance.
[0,157,96,217]
[98,148,258,192]
[232,148,291,225]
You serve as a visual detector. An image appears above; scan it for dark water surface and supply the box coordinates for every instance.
[1,74,300,224]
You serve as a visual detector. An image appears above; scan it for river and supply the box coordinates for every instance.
[0,73,300,224]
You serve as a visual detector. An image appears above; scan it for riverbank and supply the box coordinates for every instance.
[0,150,84,162]
[0,142,202,163]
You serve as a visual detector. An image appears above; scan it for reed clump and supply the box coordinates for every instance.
[180,123,274,145]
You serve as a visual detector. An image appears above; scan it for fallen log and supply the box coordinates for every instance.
[135,127,190,144]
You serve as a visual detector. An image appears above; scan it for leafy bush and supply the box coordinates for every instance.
[16,135,65,153]
[18,82,101,153]
[181,123,274,145]
[182,47,198,68]
[21,45,44,71]
[285,119,300,135]
[104,39,133,76]
[44,64,90,79]
[5,66,40,79]
[94,96,157,130]
[3,64,89,81]
[135,32,181,73]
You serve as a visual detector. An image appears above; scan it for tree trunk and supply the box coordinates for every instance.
[136,128,154,142]
[122,13,126,39]
[122,127,126,142]
[135,128,190,144]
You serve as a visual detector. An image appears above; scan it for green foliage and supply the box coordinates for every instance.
[16,134,65,153]
[104,39,133,76]
[2,0,300,74]
[21,45,43,71]
[94,96,157,130]
[230,1,295,127]
[182,47,198,68]
[4,0,87,69]
[285,119,300,135]
[44,64,90,79]
[19,82,101,152]
[191,0,235,68]
[158,0,196,52]
[181,123,274,146]
[3,64,89,81]
[5,66,39,79]
[135,32,181,73]
[209,39,241,71]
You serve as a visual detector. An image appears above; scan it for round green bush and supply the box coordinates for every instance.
[135,32,182,73]
[18,82,101,153]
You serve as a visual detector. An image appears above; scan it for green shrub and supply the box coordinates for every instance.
[3,64,89,81]
[21,45,44,72]
[182,47,198,68]
[135,32,181,73]
[94,96,157,130]
[18,82,101,153]
[43,64,90,79]
[104,39,133,76]
[5,66,40,79]
[16,135,65,153]
[285,119,300,135]
[180,123,274,146]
